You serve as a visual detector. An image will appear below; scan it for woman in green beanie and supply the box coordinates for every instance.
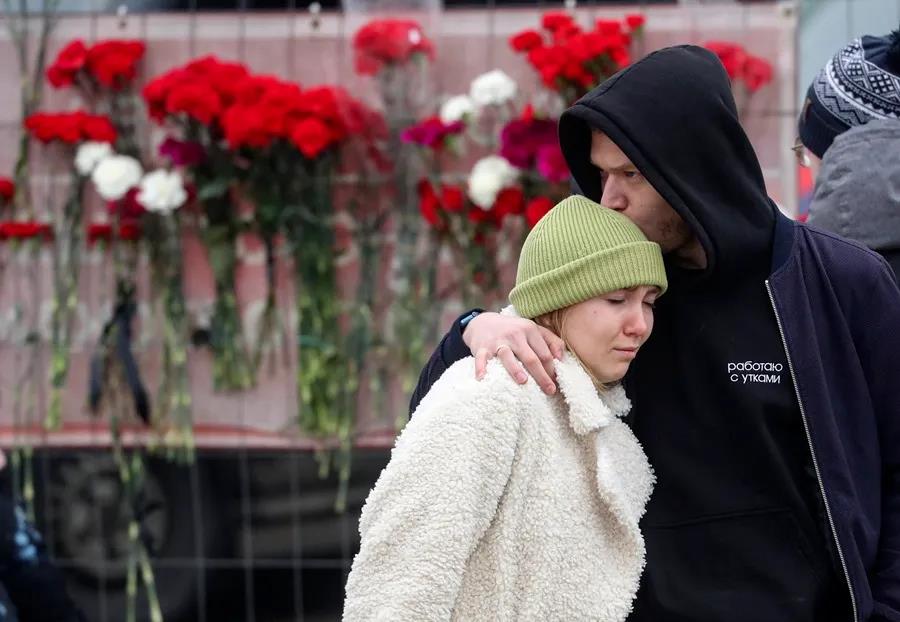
[343,195,667,622]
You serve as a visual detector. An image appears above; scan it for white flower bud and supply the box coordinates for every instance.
[91,155,143,201]
[439,95,475,124]
[75,141,113,176]
[469,70,518,107]
[467,155,519,209]
[137,169,187,213]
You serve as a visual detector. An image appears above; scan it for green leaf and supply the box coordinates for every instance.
[197,178,232,202]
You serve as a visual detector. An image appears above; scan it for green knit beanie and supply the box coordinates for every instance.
[510,195,668,319]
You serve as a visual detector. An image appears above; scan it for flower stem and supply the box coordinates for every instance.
[47,173,85,430]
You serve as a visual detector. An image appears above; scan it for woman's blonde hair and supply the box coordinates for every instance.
[534,308,615,393]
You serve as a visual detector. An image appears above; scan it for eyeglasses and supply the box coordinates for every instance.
[792,137,811,168]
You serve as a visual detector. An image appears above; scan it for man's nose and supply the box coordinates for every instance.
[600,178,627,211]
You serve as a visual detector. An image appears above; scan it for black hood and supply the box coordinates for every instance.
[559,45,777,282]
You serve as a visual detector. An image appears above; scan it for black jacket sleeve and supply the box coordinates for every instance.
[408,309,481,416]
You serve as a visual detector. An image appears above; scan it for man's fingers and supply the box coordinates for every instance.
[515,344,557,395]
[474,347,490,380]
[496,345,528,384]
[526,332,559,391]
[536,325,566,360]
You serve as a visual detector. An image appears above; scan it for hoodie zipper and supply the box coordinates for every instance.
[765,280,858,622]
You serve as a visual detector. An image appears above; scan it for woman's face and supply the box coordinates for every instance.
[562,286,659,384]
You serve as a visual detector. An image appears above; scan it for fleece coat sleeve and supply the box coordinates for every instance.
[344,366,521,622]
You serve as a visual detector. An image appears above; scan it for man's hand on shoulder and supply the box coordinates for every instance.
[463,311,565,395]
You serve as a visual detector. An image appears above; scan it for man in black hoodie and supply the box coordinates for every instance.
[411,45,900,621]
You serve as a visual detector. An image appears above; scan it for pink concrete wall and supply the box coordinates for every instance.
[0,4,798,448]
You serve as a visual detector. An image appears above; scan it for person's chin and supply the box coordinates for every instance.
[598,365,628,384]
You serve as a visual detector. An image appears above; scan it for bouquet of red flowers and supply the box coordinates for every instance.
[224,77,386,441]
[352,18,435,76]
[24,111,117,144]
[21,108,120,430]
[46,38,146,156]
[145,56,387,447]
[143,56,259,391]
[417,172,525,308]
[703,41,774,117]
[47,39,145,90]
[510,11,645,104]
[412,103,570,309]
[30,38,149,434]
[351,17,440,410]
[0,220,53,240]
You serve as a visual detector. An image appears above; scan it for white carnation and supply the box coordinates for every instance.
[467,155,519,209]
[137,169,187,214]
[469,70,518,107]
[75,141,113,176]
[439,95,475,124]
[91,155,143,201]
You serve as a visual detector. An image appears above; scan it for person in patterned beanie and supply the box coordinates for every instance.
[797,26,900,168]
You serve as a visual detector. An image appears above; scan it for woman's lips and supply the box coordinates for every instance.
[613,347,639,359]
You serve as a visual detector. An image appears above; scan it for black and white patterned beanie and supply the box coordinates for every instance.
[798,27,900,158]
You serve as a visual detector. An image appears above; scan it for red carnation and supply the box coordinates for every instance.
[441,184,465,213]
[222,104,273,149]
[232,74,284,106]
[296,86,341,126]
[25,113,80,143]
[521,103,535,122]
[0,221,54,241]
[203,59,252,106]
[253,83,305,139]
[525,196,554,228]
[743,55,774,93]
[108,188,145,223]
[353,19,435,75]
[47,40,88,87]
[704,41,747,80]
[552,23,583,44]
[594,20,623,38]
[492,187,525,224]
[87,224,113,245]
[417,179,443,229]
[87,223,142,244]
[467,205,493,226]
[51,114,80,143]
[610,46,631,67]
[79,113,117,143]
[625,14,645,31]
[0,178,14,204]
[541,11,575,33]
[142,70,190,122]
[290,116,335,159]
[510,30,544,53]
[119,222,142,241]
[165,83,223,125]
[401,116,465,150]
[86,40,145,88]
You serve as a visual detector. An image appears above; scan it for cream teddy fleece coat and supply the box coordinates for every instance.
[343,352,655,621]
